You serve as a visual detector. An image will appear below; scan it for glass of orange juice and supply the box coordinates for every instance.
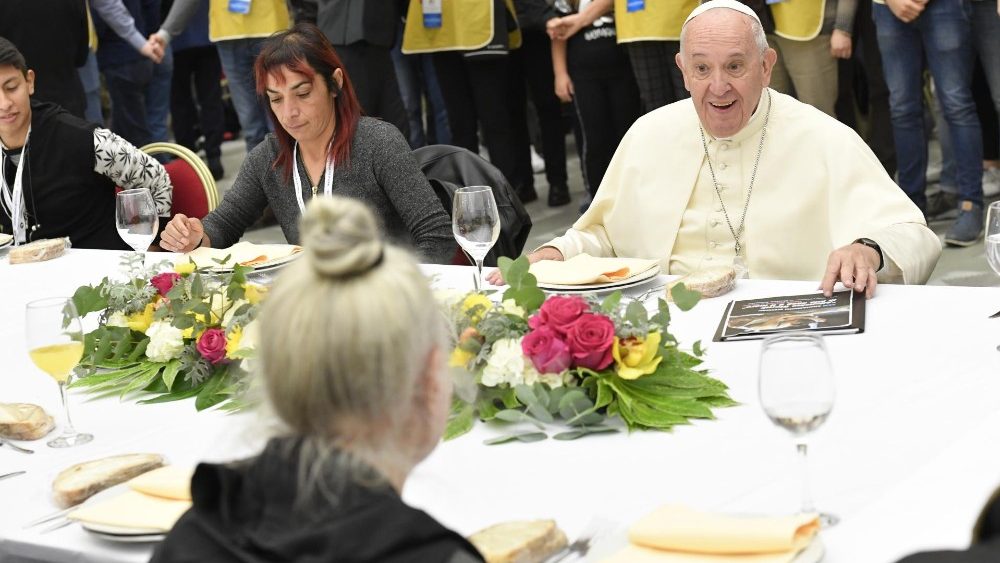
[25,297,93,448]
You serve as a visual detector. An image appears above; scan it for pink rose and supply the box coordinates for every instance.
[196,328,228,364]
[150,272,181,297]
[565,313,615,370]
[521,326,571,374]
[528,296,589,336]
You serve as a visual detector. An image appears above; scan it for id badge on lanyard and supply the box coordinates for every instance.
[765,0,786,4]
[422,0,442,28]
[228,0,251,15]
[626,0,645,12]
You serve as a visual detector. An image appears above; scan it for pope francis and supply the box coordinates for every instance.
[492,0,941,298]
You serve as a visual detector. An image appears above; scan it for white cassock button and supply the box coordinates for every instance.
[718,184,727,191]
[719,163,728,170]
[706,256,714,261]
[709,241,718,248]
[710,219,720,227]
[720,144,729,151]
[715,206,723,212]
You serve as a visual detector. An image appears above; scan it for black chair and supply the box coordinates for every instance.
[414,145,532,267]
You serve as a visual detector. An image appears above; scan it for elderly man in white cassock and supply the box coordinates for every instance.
[491,0,941,298]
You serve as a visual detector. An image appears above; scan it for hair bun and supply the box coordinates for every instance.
[300,196,383,278]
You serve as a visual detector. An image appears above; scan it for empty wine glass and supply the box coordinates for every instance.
[25,298,93,448]
[759,332,838,527]
[116,188,159,261]
[453,186,500,291]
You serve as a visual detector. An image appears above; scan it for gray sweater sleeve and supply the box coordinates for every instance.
[201,143,272,249]
[157,0,201,41]
[90,0,148,51]
[368,122,456,264]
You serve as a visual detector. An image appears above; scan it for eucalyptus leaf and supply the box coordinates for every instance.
[484,431,548,445]
[670,282,701,311]
[72,284,109,317]
[601,291,623,314]
[553,427,618,440]
[692,340,705,357]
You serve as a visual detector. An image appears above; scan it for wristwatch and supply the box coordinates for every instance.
[853,238,883,272]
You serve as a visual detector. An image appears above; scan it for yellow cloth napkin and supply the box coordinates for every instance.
[177,241,301,270]
[530,254,659,285]
[67,490,192,532]
[128,465,194,501]
[603,505,820,563]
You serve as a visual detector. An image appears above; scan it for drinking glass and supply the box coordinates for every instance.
[986,202,1000,276]
[25,298,93,448]
[758,332,838,527]
[116,188,159,260]
[453,186,500,290]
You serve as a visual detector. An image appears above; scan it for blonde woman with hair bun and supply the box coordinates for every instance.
[152,197,485,563]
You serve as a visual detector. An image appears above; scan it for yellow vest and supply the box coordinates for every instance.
[85,0,98,51]
[772,0,826,41]
[209,0,290,42]
[613,0,698,43]
[401,0,522,54]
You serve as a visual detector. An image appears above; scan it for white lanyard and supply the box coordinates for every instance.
[0,127,30,245]
[292,140,335,214]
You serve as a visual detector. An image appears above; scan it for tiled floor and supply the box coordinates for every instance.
[211,135,995,288]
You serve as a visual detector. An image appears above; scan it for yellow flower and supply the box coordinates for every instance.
[461,293,492,324]
[244,284,267,305]
[174,262,195,275]
[226,326,243,359]
[128,303,155,333]
[612,331,663,380]
[449,346,475,368]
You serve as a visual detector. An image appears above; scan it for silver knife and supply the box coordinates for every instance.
[0,471,26,481]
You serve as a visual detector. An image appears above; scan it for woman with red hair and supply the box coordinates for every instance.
[161,23,454,264]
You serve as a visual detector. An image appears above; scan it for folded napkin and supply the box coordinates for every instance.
[530,254,659,285]
[0,233,12,245]
[603,505,820,563]
[178,241,301,270]
[67,490,192,532]
[128,465,194,501]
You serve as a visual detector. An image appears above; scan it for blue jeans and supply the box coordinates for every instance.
[972,0,1000,150]
[873,0,983,211]
[104,58,154,148]
[391,26,451,148]
[146,48,173,144]
[78,50,104,126]
[216,38,271,151]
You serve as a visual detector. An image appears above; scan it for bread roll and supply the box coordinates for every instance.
[0,403,54,440]
[9,238,69,264]
[468,519,568,563]
[53,453,165,507]
[669,266,736,299]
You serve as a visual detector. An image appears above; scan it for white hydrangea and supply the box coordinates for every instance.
[538,371,565,388]
[500,299,525,318]
[481,338,539,387]
[144,320,185,363]
[106,311,130,328]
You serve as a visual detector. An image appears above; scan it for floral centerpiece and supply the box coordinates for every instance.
[69,254,261,410]
[443,257,735,444]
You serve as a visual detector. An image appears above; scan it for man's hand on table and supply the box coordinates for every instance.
[820,242,881,299]
[485,247,564,286]
[160,214,206,253]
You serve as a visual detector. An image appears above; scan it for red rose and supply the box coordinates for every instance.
[528,295,589,336]
[521,325,571,374]
[196,328,228,364]
[565,313,615,370]
[150,272,181,297]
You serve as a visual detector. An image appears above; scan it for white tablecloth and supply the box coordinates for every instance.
[2,250,1000,562]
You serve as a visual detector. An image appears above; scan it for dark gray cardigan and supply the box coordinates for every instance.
[202,117,455,264]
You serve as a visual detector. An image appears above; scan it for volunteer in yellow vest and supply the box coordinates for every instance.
[155,0,290,152]
[493,0,940,298]
[402,0,535,201]
[768,0,857,117]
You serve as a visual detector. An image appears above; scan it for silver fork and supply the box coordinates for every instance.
[0,437,34,454]
[548,534,594,562]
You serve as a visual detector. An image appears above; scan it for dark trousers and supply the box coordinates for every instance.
[336,42,410,144]
[854,0,896,176]
[626,41,688,114]
[433,52,520,193]
[104,58,154,148]
[519,30,568,188]
[170,46,224,159]
[572,73,641,197]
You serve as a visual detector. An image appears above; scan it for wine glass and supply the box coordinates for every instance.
[758,332,838,527]
[453,186,500,290]
[985,202,1000,276]
[25,298,93,448]
[116,188,159,261]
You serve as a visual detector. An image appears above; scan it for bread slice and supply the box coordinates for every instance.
[468,519,568,563]
[53,453,165,507]
[0,403,54,440]
[9,238,68,264]
[669,266,737,299]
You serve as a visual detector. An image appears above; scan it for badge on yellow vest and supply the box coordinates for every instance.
[402,0,522,54]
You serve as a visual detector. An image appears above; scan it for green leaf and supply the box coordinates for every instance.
[625,300,648,327]
[476,387,520,420]
[670,282,701,311]
[161,359,181,391]
[194,372,230,411]
[650,298,671,328]
[444,400,475,440]
[483,431,548,445]
[72,283,109,317]
[500,256,544,312]
[553,427,618,440]
[692,340,705,357]
[600,291,623,314]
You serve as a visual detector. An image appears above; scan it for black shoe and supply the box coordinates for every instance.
[925,191,957,223]
[547,184,570,207]
[208,157,225,181]
[517,187,538,204]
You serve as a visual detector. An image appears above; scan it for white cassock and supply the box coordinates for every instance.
[543,89,942,284]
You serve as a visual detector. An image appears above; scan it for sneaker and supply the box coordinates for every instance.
[547,184,570,207]
[983,167,1000,198]
[943,201,983,247]
[531,146,545,175]
[925,190,957,222]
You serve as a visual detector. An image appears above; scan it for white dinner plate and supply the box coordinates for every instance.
[537,266,661,293]
[201,251,302,274]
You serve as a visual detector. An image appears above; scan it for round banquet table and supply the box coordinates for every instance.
[1,249,1000,562]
